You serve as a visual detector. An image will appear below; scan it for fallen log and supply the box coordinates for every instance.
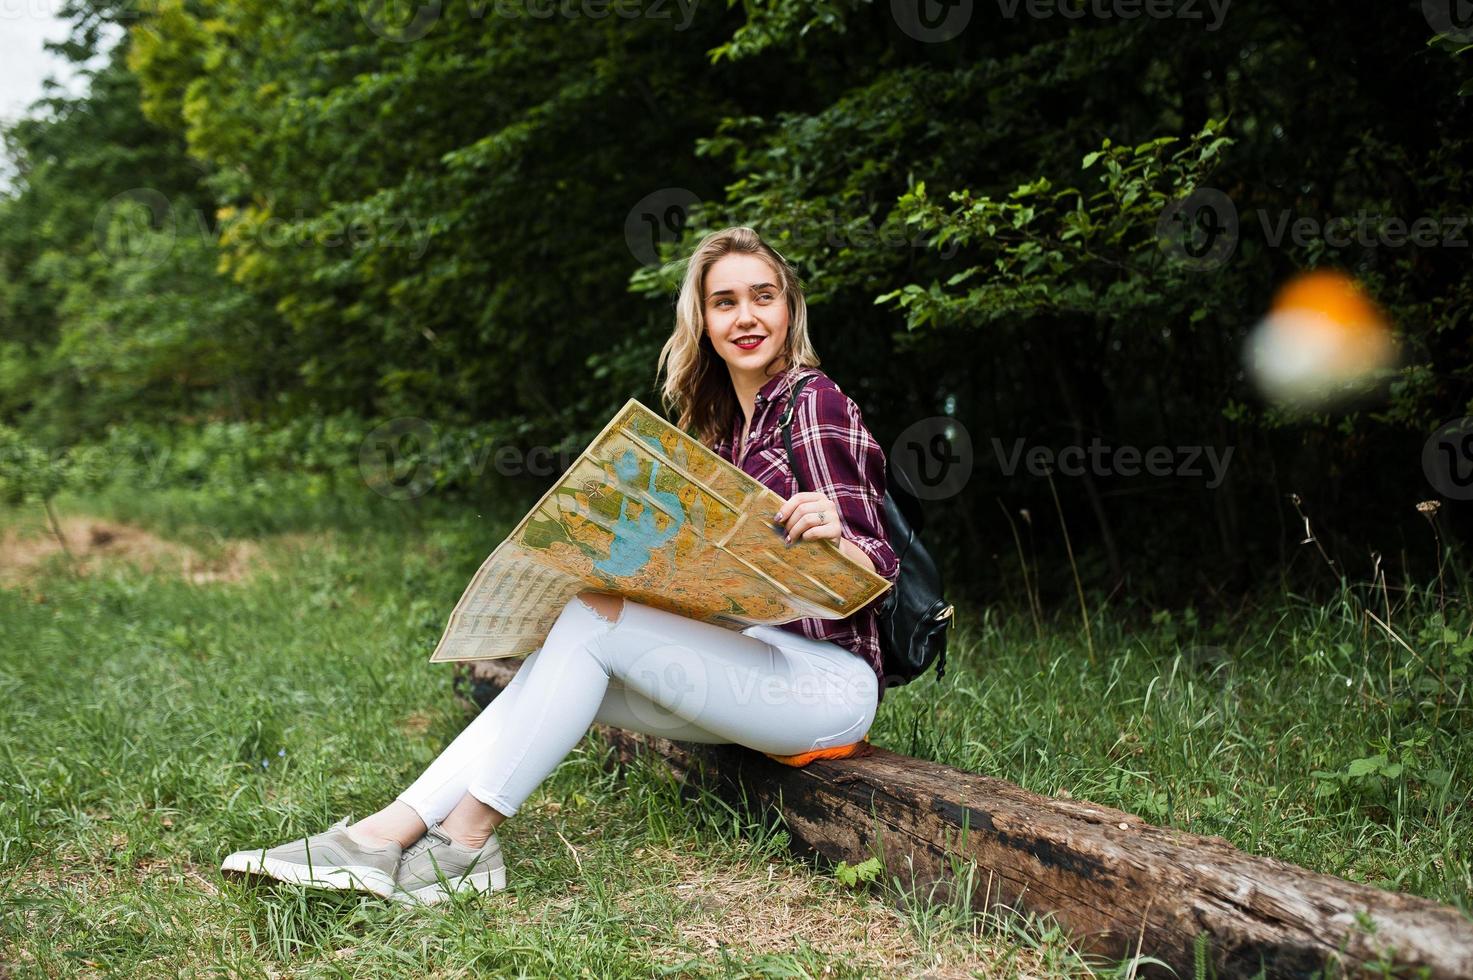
[459,659,1473,979]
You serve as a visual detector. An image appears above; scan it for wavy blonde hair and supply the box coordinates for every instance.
[656,226,820,447]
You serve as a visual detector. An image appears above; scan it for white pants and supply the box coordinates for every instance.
[398,595,879,822]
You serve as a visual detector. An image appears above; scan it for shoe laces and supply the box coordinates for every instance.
[403,824,454,860]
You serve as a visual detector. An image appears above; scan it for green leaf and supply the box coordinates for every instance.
[1346,755,1387,778]
[834,857,882,888]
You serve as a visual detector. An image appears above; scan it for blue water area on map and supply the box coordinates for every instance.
[633,427,686,464]
[594,448,684,577]
[634,430,664,454]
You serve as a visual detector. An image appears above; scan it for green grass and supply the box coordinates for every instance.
[2,487,1466,977]
[0,495,1126,978]
[874,590,1473,914]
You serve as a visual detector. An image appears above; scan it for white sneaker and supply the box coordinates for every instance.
[220,818,401,898]
[392,823,507,905]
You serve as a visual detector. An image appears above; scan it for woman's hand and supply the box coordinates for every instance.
[775,491,840,544]
[775,492,877,573]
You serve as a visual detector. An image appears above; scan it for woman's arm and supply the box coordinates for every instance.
[836,537,877,574]
[778,383,900,582]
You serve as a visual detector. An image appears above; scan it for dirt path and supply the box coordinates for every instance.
[0,513,262,587]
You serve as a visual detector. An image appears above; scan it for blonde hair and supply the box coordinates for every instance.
[656,226,820,447]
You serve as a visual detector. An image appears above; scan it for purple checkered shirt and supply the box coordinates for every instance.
[709,367,900,703]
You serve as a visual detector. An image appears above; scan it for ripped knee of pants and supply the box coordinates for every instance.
[574,591,625,628]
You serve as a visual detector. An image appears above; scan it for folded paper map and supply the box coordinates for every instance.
[429,398,892,662]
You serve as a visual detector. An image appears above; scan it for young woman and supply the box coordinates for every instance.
[221,226,900,904]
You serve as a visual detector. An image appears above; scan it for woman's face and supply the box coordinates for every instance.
[702,252,790,380]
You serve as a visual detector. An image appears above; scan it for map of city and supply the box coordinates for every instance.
[429,399,892,662]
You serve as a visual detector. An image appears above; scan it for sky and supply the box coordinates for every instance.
[1,5,92,120]
[0,5,120,189]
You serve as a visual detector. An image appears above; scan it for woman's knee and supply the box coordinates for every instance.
[574,590,624,626]
[530,594,622,667]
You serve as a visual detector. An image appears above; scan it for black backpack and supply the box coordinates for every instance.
[780,375,955,688]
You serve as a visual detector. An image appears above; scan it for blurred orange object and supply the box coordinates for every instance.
[763,733,875,767]
[1245,269,1397,407]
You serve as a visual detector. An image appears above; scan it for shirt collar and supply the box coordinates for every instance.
[715,366,816,453]
[753,365,812,411]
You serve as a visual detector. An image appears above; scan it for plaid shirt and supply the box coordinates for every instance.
[710,367,899,702]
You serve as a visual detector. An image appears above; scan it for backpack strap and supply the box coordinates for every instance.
[779,374,818,493]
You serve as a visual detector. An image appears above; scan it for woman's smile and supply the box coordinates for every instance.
[733,334,766,351]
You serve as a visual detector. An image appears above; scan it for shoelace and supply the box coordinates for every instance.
[402,825,454,861]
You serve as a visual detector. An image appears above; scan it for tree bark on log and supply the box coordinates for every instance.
[458,659,1473,979]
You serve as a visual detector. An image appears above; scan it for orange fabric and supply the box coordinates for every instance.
[763,733,874,767]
